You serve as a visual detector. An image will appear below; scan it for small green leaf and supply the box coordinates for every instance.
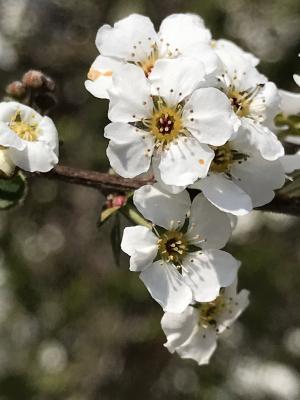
[120,204,152,228]
[98,206,120,228]
[110,214,121,266]
[0,172,27,210]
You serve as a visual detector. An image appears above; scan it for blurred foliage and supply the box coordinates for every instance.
[0,0,299,399]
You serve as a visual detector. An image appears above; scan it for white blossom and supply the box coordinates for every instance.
[85,13,218,99]
[0,102,58,172]
[161,279,249,365]
[209,51,284,161]
[121,184,238,313]
[105,57,237,187]
[191,128,286,215]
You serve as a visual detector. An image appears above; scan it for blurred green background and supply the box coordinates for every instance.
[0,0,300,399]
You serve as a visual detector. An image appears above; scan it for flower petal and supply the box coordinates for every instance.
[216,287,250,334]
[140,260,192,312]
[215,39,259,67]
[280,152,300,174]
[183,88,236,146]
[231,157,286,207]
[195,174,252,216]
[133,183,191,230]
[85,55,124,99]
[279,89,300,116]
[152,156,186,194]
[158,136,214,186]
[149,57,206,107]
[0,121,25,150]
[96,14,157,62]
[108,63,153,123]
[242,118,284,161]
[158,13,211,54]
[9,141,58,172]
[182,249,239,302]
[161,306,198,353]
[187,193,232,249]
[121,226,158,271]
[105,123,154,178]
[176,325,217,365]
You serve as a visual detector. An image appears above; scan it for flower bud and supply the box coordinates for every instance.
[22,70,44,89]
[6,81,26,98]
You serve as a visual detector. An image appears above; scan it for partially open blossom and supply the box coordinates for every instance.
[105,57,237,187]
[121,184,238,313]
[85,13,218,99]
[161,279,249,365]
[0,101,59,172]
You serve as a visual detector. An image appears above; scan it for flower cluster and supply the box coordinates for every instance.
[86,13,300,365]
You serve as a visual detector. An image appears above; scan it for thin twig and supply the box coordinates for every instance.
[31,164,300,217]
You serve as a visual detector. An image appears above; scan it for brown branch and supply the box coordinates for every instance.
[32,164,300,217]
[33,164,153,192]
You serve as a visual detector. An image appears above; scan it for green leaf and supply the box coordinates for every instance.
[0,172,27,210]
[98,206,120,228]
[110,214,121,266]
[120,204,152,228]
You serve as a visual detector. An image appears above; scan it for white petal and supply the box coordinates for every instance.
[242,118,284,161]
[152,156,186,194]
[215,39,259,67]
[279,89,300,116]
[216,288,249,333]
[133,183,191,230]
[9,141,58,172]
[108,63,152,123]
[0,101,41,124]
[280,152,300,174]
[96,14,157,62]
[195,174,252,216]
[161,306,198,353]
[182,250,239,302]
[231,157,286,207]
[38,116,59,154]
[149,58,206,107]
[294,74,300,87]
[105,123,154,178]
[158,13,211,54]
[85,55,123,99]
[183,88,237,146]
[249,82,280,122]
[176,325,217,365]
[121,226,158,272]
[140,261,192,312]
[158,136,214,186]
[187,193,232,249]
[0,121,25,150]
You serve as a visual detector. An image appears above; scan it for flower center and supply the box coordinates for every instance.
[9,111,39,142]
[228,89,251,117]
[198,294,226,328]
[157,230,187,265]
[136,45,159,77]
[148,104,184,150]
[210,144,248,174]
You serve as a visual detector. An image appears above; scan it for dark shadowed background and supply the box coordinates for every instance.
[0,0,300,399]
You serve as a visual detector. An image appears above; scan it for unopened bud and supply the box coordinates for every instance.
[6,81,26,98]
[106,194,127,209]
[22,70,44,89]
